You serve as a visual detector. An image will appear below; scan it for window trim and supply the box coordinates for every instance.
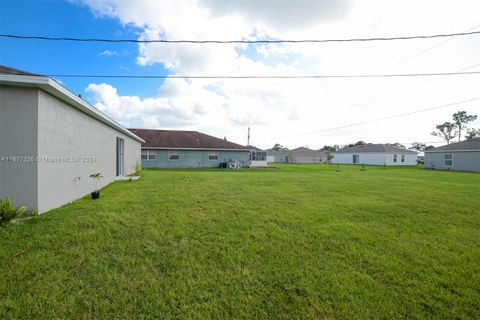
[444,153,453,166]
[208,153,219,161]
[141,150,156,161]
[168,151,180,161]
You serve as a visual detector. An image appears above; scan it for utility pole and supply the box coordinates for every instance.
[247,126,250,146]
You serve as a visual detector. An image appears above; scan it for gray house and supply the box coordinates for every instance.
[333,144,418,165]
[424,139,480,172]
[267,147,325,163]
[129,129,250,168]
[0,66,144,214]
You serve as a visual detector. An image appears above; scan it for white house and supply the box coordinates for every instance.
[0,65,144,214]
[332,144,418,166]
[266,147,325,163]
[424,139,480,172]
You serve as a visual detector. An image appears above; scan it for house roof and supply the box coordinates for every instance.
[247,145,265,151]
[425,139,480,152]
[291,147,325,155]
[291,147,313,153]
[129,129,249,150]
[334,144,417,154]
[0,65,43,76]
[0,65,144,143]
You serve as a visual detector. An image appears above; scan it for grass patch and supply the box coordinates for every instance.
[1,164,479,318]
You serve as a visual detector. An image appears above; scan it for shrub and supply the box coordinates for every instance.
[134,160,141,176]
[0,196,27,226]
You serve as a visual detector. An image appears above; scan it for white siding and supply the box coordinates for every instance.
[0,86,38,210]
[332,152,417,166]
[251,160,268,167]
[1,85,142,214]
[36,90,141,213]
[384,153,417,166]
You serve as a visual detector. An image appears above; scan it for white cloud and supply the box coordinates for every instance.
[77,0,480,148]
[99,50,118,56]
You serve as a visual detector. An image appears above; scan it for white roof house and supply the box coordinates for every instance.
[0,65,144,214]
[332,144,418,166]
[424,139,480,172]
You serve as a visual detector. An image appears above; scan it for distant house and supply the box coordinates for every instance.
[267,147,325,163]
[129,129,250,168]
[289,147,325,163]
[332,144,417,166]
[0,65,144,214]
[424,139,480,172]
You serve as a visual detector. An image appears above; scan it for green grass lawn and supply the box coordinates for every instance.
[1,164,479,319]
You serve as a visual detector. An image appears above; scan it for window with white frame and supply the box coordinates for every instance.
[401,154,405,163]
[208,153,218,161]
[444,154,453,166]
[393,154,397,162]
[141,150,156,160]
[168,152,180,160]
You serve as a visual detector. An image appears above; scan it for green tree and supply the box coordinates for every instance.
[411,142,435,151]
[272,143,287,151]
[431,122,457,144]
[411,142,427,151]
[387,142,406,149]
[465,128,480,140]
[322,145,335,152]
[452,111,477,142]
[325,151,334,164]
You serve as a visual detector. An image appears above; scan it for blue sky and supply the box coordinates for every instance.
[0,0,166,99]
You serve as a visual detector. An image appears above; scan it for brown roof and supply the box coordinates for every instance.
[129,129,248,150]
[0,65,44,76]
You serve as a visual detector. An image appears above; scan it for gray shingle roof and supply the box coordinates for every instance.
[425,139,480,152]
[129,129,248,150]
[334,144,417,154]
[0,65,43,76]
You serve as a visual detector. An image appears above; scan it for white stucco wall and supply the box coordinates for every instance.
[0,85,141,214]
[36,90,141,213]
[332,152,417,165]
[0,86,38,210]
[251,160,268,167]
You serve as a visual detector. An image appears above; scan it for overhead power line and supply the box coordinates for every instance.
[39,71,480,79]
[1,30,480,44]
[270,97,480,140]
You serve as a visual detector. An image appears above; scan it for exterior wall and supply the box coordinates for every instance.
[36,90,141,213]
[424,151,480,172]
[266,151,325,163]
[266,155,275,163]
[292,154,324,163]
[333,152,417,165]
[0,86,38,210]
[251,160,268,167]
[384,153,418,166]
[332,153,380,165]
[141,149,250,168]
[269,151,289,162]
